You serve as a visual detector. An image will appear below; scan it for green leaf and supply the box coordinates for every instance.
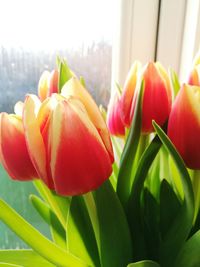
[67,196,99,267]
[0,199,88,267]
[80,76,86,87]
[160,180,182,238]
[88,180,133,267]
[127,260,160,267]
[174,230,200,267]
[169,68,180,99]
[153,121,194,267]
[117,80,144,209]
[0,263,22,267]
[128,134,162,260]
[34,180,71,229]
[146,151,160,200]
[111,136,123,161]
[29,195,66,249]
[58,59,72,92]
[142,188,160,261]
[0,250,55,267]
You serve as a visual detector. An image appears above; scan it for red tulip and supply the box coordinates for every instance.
[120,61,141,127]
[107,92,125,136]
[23,89,113,195]
[130,62,172,133]
[168,84,200,169]
[0,113,37,180]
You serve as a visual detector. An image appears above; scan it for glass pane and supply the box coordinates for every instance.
[0,0,115,248]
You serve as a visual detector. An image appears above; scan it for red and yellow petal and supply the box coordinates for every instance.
[107,94,125,136]
[0,113,37,180]
[50,97,112,196]
[120,61,141,127]
[188,65,200,86]
[38,71,50,102]
[48,70,59,96]
[23,94,54,188]
[61,77,114,162]
[168,84,200,169]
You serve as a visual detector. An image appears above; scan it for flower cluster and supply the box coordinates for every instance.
[107,59,200,170]
[0,61,113,196]
[1,56,200,267]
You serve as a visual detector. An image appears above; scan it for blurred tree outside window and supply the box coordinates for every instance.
[0,0,116,248]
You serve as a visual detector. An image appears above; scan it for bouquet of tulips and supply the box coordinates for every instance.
[0,54,200,267]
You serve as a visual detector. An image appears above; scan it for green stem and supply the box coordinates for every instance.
[192,170,200,223]
[33,180,70,229]
[160,147,171,184]
[83,192,100,254]
[0,199,89,267]
[111,136,123,160]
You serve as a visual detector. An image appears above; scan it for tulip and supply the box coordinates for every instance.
[38,70,59,101]
[168,84,200,169]
[130,62,172,133]
[119,61,141,127]
[0,113,37,180]
[107,91,125,136]
[23,92,113,196]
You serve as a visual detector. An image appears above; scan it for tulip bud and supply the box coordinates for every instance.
[120,61,141,127]
[168,84,200,169]
[23,92,113,196]
[130,62,172,133]
[0,113,37,180]
[107,92,125,136]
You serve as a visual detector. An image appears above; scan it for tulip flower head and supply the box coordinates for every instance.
[168,84,200,170]
[130,62,172,133]
[22,78,113,196]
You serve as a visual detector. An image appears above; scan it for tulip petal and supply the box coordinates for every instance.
[120,61,141,126]
[168,84,200,169]
[107,94,125,136]
[61,77,114,162]
[38,71,50,101]
[48,70,59,96]
[50,98,112,196]
[14,101,24,117]
[188,65,200,86]
[0,113,37,180]
[23,95,54,188]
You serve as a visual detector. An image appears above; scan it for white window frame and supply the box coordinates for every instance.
[112,0,200,89]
